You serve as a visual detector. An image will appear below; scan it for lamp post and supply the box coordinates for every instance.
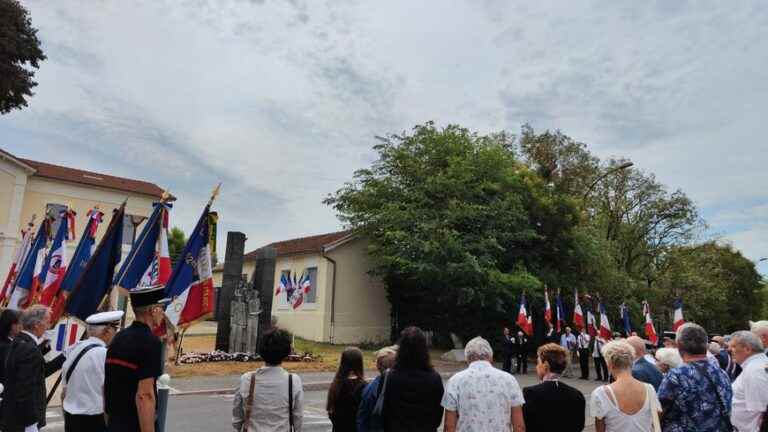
[582,161,634,202]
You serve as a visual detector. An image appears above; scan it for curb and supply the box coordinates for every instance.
[170,371,459,397]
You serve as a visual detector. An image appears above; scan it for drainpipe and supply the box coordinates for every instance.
[321,247,338,344]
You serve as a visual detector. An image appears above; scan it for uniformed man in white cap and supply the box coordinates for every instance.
[61,310,124,432]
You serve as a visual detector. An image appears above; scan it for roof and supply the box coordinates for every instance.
[0,149,35,173]
[245,230,354,259]
[19,158,165,198]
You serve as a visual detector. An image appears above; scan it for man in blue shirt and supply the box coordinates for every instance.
[357,346,397,432]
[627,336,663,390]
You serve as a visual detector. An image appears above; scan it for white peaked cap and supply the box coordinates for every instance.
[85,310,124,325]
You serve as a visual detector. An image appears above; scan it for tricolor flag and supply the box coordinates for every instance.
[0,219,35,304]
[543,288,552,326]
[114,202,172,293]
[573,289,584,330]
[288,272,304,309]
[555,293,565,333]
[37,209,76,306]
[300,272,311,294]
[43,319,84,353]
[620,303,632,335]
[276,272,288,296]
[599,302,612,340]
[516,294,532,335]
[643,301,658,345]
[7,218,51,310]
[672,298,685,331]
[48,208,103,323]
[164,202,216,328]
[587,310,598,337]
[65,204,125,321]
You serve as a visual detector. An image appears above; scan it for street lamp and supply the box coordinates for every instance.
[759,257,767,262]
[582,161,634,202]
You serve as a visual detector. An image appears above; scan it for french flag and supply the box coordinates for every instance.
[573,289,584,330]
[620,303,632,335]
[672,299,685,331]
[543,288,552,326]
[555,293,565,333]
[300,272,311,294]
[48,319,83,352]
[114,202,172,293]
[0,222,35,304]
[599,302,612,340]
[587,310,598,337]
[7,219,50,310]
[276,273,288,296]
[643,301,658,345]
[38,209,74,306]
[516,294,532,336]
[289,272,304,309]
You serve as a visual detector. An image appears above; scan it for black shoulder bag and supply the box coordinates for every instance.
[288,373,294,432]
[690,362,734,432]
[65,344,100,383]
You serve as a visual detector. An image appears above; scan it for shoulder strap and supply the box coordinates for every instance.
[242,373,256,432]
[65,344,100,383]
[288,373,294,431]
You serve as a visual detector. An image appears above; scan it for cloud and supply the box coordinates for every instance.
[2,0,767,270]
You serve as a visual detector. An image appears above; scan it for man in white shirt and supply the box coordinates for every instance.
[576,331,591,379]
[62,311,123,432]
[728,330,768,432]
[442,336,525,432]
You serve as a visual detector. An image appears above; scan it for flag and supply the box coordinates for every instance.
[65,204,125,321]
[620,303,632,335]
[37,209,75,306]
[288,272,304,309]
[516,294,533,336]
[43,318,85,353]
[276,272,288,296]
[587,310,598,337]
[573,289,584,330]
[7,218,51,310]
[48,208,104,323]
[672,298,685,331]
[555,293,565,333]
[643,301,658,345]
[0,220,35,303]
[114,202,172,292]
[599,302,612,340]
[164,204,215,328]
[543,288,552,326]
[300,271,311,294]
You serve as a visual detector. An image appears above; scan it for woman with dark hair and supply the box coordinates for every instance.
[326,347,365,431]
[383,326,444,432]
[0,308,20,384]
[232,328,304,431]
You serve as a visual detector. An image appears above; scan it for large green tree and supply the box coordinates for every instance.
[325,123,583,341]
[0,0,46,114]
[168,227,187,267]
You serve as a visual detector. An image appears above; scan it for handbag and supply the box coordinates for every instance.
[288,374,294,432]
[241,373,257,432]
[690,362,734,432]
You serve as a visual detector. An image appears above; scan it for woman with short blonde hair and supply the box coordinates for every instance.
[590,340,662,432]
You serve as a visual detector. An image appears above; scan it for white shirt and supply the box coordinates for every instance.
[593,338,605,358]
[61,337,107,415]
[643,354,657,365]
[578,333,591,349]
[441,360,525,432]
[590,384,660,432]
[561,333,577,351]
[731,353,768,432]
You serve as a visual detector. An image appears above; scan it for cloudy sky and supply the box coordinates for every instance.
[4,1,768,272]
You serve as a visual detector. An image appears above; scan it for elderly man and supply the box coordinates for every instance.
[658,323,733,432]
[441,336,525,432]
[729,330,768,432]
[62,311,124,432]
[1,305,55,432]
[627,336,663,390]
[357,345,397,432]
[560,327,577,378]
[751,320,768,357]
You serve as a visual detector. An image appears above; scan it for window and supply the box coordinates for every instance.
[45,203,68,235]
[305,267,317,304]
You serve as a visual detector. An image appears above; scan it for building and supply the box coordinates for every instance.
[214,231,391,345]
[0,148,165,284]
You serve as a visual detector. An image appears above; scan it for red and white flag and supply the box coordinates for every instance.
[573,289,584,330]
[643,301,658,345]
[516,294,533,336]
[543,288,552,326]
[0,222,35,304]
[587,310,598,337]
[672,299,685,331]
[599,302,612,340]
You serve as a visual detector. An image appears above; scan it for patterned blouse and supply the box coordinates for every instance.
[441,360,525,432]
[657,359,732,432]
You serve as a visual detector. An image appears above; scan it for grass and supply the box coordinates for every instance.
[166,334,452,379]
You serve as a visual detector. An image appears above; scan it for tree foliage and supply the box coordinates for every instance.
[0,0,46,114]
[168,227,187,267]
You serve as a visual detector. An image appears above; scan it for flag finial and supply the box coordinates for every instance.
[208,183,221,206]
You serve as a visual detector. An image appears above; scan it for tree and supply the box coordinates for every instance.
[168,227,187,267]
[325,122,584,341]
[0,0,46,114]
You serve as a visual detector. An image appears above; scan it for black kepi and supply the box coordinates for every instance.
[129,284,166,308]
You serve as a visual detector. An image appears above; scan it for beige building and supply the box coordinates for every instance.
[214,231,391,345]
[0,148,165,286]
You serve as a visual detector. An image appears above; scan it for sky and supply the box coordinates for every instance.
[3,1,768,273]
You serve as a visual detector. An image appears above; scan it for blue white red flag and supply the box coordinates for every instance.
[164,204,215,328]
[620,303,632,335]
[516,294,533,336]
[43,318,85,353]
[573,289,584,330]
[643,301,658,345]
[543,288,552,326]
[0,219,35,304]
[65,204,125,321]
[587,310,598,337]
[276,273,288,296]
[288,272,304,309]
[7,218,51,310]
[300,272,311,294]
[38,209,75,306]
[599,302,612,340]
[48,208,103,323]
[555,293,565,333]
[114,202,172,292]
[672,298,685,331]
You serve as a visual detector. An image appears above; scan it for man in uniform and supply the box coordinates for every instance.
[514,330,529,374]
[104,286,166,432]
[501,327,514,373]
[62,310,123,432]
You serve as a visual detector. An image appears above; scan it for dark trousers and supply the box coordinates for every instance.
[502,354,513,373]
[65,411,106,432]
[593,357,608,381]
[578,349,590,378]
[516,353,527,374]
